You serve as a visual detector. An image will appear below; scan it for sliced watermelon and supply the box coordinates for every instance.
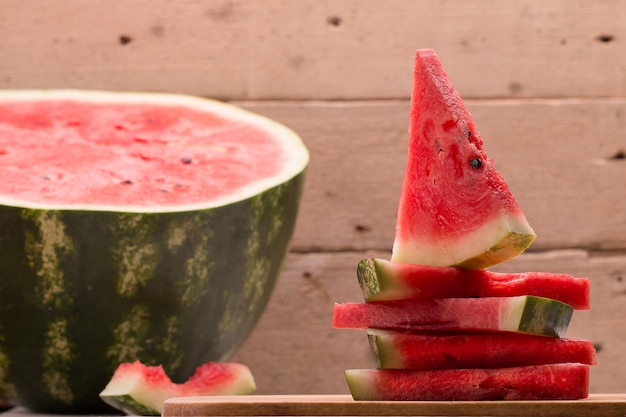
[99,360,255,415]
[345,363,589,401]
[357,258,590,309]
[332,296,573,337]
[369,330,596,370]
[392,49,535,269]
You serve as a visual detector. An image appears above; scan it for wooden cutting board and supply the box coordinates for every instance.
[162,394,626,417]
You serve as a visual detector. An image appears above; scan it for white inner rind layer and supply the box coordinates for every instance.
[99,371,167,414]
[391,212,534,267]
[99,366,256,415]
[499,296,528,332]
[0,89,310,213]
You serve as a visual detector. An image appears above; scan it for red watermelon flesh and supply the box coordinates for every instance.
[369,330,596,370]
[345,363,589,401]
[392,49,535,269]
[0,91,306,211]
[99,360,255,415]
[357,258,590,309]
[332,296,573,337]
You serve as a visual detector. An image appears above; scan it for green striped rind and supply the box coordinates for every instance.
[356,258,382,302]
[518,296,573,337]
[100,395,160,416]
[367,332,397,370]
[392,213,536,270]
[333,296,572,337]
[500,296,573,338]
[454,231,536,270]
[366,332,387,369]
[0,171,305,413]
[98,362,257,415]
[356,258,412,302]
[0,337,15,407]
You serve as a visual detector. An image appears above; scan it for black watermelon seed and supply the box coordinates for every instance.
[470,158,482,169]
[181,157,193,164]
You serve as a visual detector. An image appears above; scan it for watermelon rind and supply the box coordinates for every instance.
[0,89,309,212]
[391,214,536,270]
[517,296,574,336]
[356,258,385,301]
[101,395,160,416]
[0,346,15,410]
[500,296,573,337]
[332,296,573,337]
[453,230,536,270]
[99,361,256,416]
[0,90,308,413]
[356,257,590,309]
[368,330,597,370]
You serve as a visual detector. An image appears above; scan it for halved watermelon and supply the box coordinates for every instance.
[368,330,596,370]
[345,363,590,401]
[99,360,255,415]
[357,258,590,309]
[391,49,535,269]
[0,90,308,413]
[332,296,573,337]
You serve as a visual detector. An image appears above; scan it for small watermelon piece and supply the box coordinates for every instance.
[345,363,589,401]
[332,296,573,337]
[357,258,590,309]
[392,49,535,269]
[369,330,596,370]
[99,361,256,416]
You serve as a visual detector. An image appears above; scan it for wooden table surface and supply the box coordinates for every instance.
[2,394,626,417]
[164,394,626,417]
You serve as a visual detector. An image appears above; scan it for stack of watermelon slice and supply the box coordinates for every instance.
[332,49,596,401]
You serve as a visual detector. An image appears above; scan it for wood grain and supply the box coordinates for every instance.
[1,1,625,100]
[235,100,626,252]
[1,0,626,405]
[162,394,626,417]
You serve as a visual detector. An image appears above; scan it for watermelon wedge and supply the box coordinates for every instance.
[357,258,590,309]
[332,296,573,337]
[368,330,596,370]
[345,363,590,401]
[392,49,535,269]
[99,361,255,415]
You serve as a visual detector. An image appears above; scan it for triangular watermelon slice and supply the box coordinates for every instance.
[392,49,535,269]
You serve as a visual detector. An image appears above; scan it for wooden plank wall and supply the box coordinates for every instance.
[2,0,625,395]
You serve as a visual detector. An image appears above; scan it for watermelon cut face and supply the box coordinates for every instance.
[392,49,535,269]
[369,330,596,370]
[332,296,573,337]
[99,361,256,416]
[0,90,308,211]
[357,258,590,309]
[345,363,590,401]
[0,90,308,413]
